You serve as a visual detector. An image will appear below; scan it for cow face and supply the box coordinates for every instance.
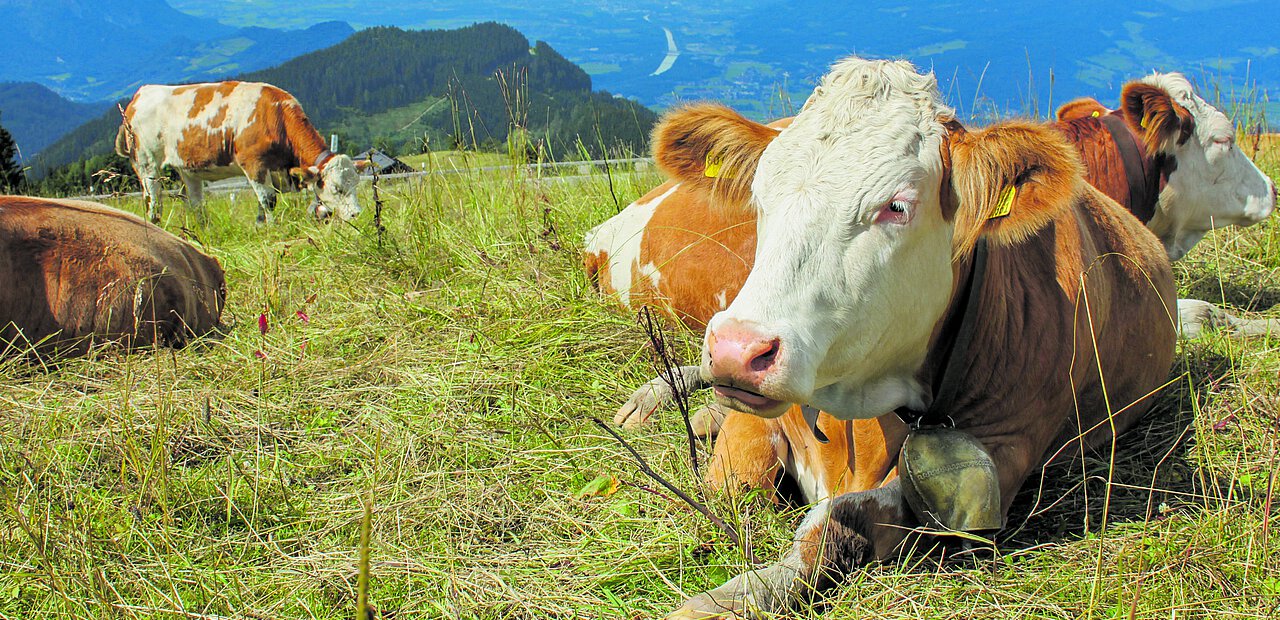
[655,58,1084,421]
[293,155,363,221]
[1123,73,1276,261]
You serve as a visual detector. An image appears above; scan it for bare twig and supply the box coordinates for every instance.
[637,307,699,479]
[371,171,385,249]
[591,418,758,565]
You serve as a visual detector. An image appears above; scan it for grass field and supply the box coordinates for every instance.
[2,152,1279,619]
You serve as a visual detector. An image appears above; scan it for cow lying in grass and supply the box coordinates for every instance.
[0,196,226,358]
[638,56,1178,618]
[584,69,1278,506]
[117,81,365,225]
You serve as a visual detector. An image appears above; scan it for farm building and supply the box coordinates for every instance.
[353,148,413,175]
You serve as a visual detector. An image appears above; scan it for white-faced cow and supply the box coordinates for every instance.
[586,70,1278,511]
[630,57,1178,617]
[117,81,364,225]
[0,196,226,358]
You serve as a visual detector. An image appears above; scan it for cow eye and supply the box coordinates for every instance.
[875,199,912,224]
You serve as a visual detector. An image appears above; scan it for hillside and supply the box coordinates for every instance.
[31,23,658,186]
[169,0,1280,124]
[0,0,354,102]
[0,82,106,158]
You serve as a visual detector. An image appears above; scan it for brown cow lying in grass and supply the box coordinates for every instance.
[607,56,1180,616]
[0,196,226,358]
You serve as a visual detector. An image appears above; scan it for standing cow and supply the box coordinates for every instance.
[116,81,363,225]
[0,196,226,358]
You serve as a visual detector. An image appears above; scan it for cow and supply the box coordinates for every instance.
[635,56,1179,618]
[116,81,364,225]
[0,196,226,359]
[585,71,1278,507]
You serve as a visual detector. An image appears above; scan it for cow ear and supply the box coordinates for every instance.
[1056,98,1111,121]
[948,121,1084,258]
[652,103,780,210]
[290,166,320,185]
[354,159,374,171]
[1121,82,1195,152]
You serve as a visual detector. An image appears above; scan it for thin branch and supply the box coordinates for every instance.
[592,418,758,565]
[637,306,699,479]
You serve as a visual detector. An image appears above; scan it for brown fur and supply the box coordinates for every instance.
[1056,97,1111,121]
[949,120,1086,259]
[652,104,782,210]
[0,196,226,358]
[1121,82,1195,153]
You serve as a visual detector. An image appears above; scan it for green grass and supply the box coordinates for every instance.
[2,157,1279,619]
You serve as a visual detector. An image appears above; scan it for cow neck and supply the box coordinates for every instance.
[896,237,990,429]
[1098,113,1156,223]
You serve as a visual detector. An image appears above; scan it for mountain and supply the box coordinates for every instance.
[166,0,1280,124]
[0,83,105,158]
[0,0,354,102]
[30,23,658,185]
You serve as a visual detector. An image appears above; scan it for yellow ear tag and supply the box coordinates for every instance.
[1091,110,1100,118]
[990,186,1015,219]
[704,153,724,178]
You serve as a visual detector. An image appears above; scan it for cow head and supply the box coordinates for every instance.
[1122,73,1276,261]
[654,58,1085,420]
[291,154,363,221]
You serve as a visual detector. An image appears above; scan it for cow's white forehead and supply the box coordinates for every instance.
[755,58,953,204]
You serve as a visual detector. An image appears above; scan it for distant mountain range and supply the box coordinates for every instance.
[0,83,104,158]
[29,23,657,185]
[0,0,354,103]
[168,0,1280,124]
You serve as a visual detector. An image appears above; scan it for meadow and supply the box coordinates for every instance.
[2,146,1279,618]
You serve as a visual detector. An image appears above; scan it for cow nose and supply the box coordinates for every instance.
[707,319,781,388]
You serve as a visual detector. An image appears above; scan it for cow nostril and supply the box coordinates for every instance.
[748,338,781,372]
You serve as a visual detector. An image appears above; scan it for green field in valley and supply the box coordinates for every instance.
[1,150,1279,618]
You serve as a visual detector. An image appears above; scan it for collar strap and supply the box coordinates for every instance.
[1099,114,1154,223]
[312,149,334,170]
[897,237,990,429]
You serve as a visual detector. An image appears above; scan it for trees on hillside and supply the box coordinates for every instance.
[0,114,24,192]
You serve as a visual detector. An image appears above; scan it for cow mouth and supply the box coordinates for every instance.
[713,384,788,417]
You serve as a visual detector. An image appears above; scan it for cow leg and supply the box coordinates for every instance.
[178,170,208,224]
[139,175,163,223]
[669,480,914,619]
[614,365,709,428]
[706,412,784,499]
[1177,298,1279,339]
[247,177,278,225]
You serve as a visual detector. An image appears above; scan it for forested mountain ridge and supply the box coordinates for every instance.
[31,23,658,190]
[0,83,105,158]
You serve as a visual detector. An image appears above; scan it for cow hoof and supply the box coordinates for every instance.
[614,378,677,428]
[690,404,728,438]
[667,594,746,619]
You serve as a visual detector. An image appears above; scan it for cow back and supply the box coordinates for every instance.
[0,196,226,357]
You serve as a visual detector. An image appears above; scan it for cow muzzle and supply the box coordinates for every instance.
[704,319,789,417]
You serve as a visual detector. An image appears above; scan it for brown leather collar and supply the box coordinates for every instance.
[1099,114,1154,223]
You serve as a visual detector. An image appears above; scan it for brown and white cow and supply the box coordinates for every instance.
[117,81,363,225]
[623,57,1180,616]
[0,196,226,358]
[586,70,1278,508]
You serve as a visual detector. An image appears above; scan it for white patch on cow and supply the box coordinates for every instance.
[795,498,833,538]
[716,289,729,310]
[583,184,678,305]
[786,449,829,504]
[638,261,662,289]
[704,58,955,420]
[1140,72,1276,260]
